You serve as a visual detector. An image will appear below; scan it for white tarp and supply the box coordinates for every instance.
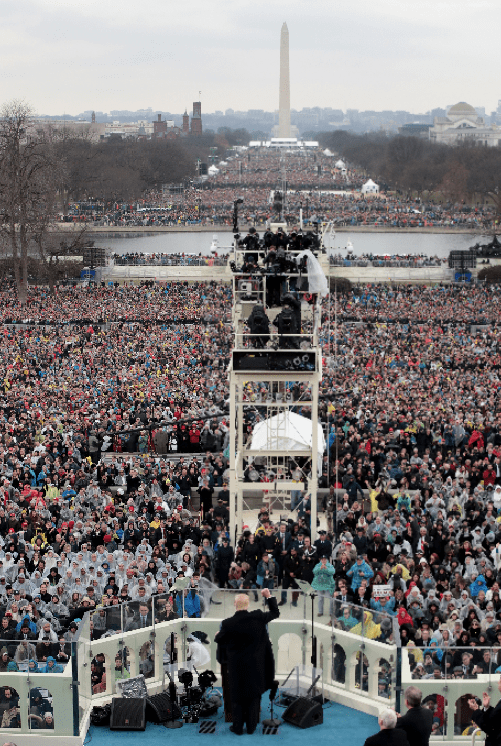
[250,411,326,476]
[296,249,329,297]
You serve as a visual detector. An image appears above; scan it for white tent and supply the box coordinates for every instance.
[335,159,346,169]
[323,148,334,156]
[250,411,325,476]
[218,160,228,166]
[208,165,219,175]
[361,178,379,194]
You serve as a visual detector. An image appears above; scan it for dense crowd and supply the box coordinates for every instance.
[62,150,497,229]
[0,277,501,728]
[329,253,445,268]
[112,252,228,267]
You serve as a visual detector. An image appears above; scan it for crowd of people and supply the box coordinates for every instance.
[112,253,228,267]
[61,150,498,229]
[0,275,500,729]
[329,253,445,268]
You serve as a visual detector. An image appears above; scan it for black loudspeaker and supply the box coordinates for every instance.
[146,691,182,723]
[282,696,323,729]
[110,697,146,730]
[233,350,316,372]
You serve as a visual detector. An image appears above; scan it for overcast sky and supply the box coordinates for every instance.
[1,0,499,117]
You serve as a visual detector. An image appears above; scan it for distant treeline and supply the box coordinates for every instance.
[317,131,501,206]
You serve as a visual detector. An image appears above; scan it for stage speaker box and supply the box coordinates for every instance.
[282,696,323,729]
[146,691,181,723]
[110,697,146,731]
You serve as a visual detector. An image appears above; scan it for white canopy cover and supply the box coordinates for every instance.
[250,411,326,476]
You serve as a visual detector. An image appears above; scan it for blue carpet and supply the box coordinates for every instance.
[86,696,377,745]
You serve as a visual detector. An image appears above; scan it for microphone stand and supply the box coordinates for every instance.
[164,632,183,729]
[295,580,318,695]
[262,680,281,728]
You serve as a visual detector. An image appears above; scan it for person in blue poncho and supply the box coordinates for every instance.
[176,587,201,618]
[16,614,37,635]
[42,656,64,673]
[470,573,488,599]
[312,556,336,616]
[337,605,358,630]
[424,637,444,664]
[28,659,40,673]
[347,555,374,591]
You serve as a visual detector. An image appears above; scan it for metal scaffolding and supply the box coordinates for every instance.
[227,253,323,541]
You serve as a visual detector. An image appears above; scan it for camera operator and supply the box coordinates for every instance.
[263,250,283,307]
[301,231,320,253]
[281,293,301,333]
[246,305,270,349]
[263,228,274,251]
[275,296,300,349]
[269,228,288,249]
[242,254,259,274]
[241,227,260,265]
[288,231,302,251]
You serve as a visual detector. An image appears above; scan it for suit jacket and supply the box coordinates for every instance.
[365,729,410,746]
[472,700,501,746]
[395,706,434,746]
[275,532,293,558]
[125,613,152,631]
[215,597,279,702]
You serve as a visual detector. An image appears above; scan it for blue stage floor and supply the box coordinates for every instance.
[86,698,377,746]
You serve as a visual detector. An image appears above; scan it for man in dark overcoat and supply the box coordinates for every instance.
[215,587,279,734]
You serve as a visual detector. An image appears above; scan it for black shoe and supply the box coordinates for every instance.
[278,600,286,606]
[247,729,256,735]
[230,726,243,735]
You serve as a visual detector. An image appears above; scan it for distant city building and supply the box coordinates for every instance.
[398,123,432,138]
[29,119,105,142]
[153,113,168,137]
[430,102,501,146]
[191,102,202,136]
[248,138,318,149]
[104,120,154,139]
[152,114,180,139]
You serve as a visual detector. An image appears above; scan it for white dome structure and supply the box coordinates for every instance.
[447,102,477,120]
[335,159,346,168]
[208,165,219,175]
[323,148,334,156]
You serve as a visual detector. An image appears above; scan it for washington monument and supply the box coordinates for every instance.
[278,22,291,137]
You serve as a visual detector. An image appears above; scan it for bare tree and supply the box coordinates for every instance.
[0,100,62,304]
[33,224,90,294]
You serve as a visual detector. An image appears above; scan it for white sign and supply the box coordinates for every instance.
[372,585,392,598]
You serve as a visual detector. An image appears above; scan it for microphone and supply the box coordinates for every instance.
[269,680,279,702]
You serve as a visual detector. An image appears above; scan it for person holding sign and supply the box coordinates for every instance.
[371,587,396,616]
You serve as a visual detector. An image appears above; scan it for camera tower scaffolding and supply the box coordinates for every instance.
[227,234,323,542]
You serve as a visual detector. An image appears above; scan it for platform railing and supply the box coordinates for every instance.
[2,595,498,744]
